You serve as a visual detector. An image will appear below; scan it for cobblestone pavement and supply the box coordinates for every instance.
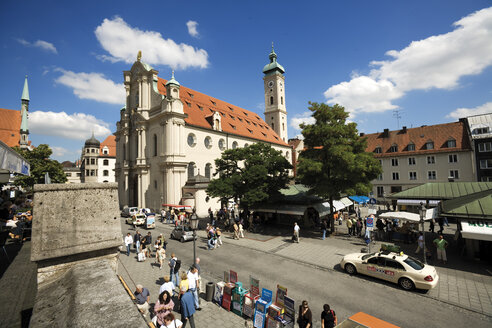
[126,217,492,319]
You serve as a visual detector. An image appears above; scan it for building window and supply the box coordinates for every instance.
[153,134,158,156]
[425,141,434,150]
[409,172,417,180]
[187,162,196,179]
[392,172,399,180]
[103,170,109,176]
[123,145,126,161]
[86,158,90,165]
[66,173,72,177]
[232,141,238,149]
[103,159,109,166]
[85,170,89,176]
[474,127,489,135]
[391,158,398,166]
[154,180,157,189]
[271,122,275,130]
[377,186,384,197]
[448,154,458,163]
[270,96,274,105]
[480,159,492,169]
[407,143,415,151]
[86,149,89,153]
[374,147,382,154]
[427,156,435,164]
[408,157,416,165]
[376,174,383,181]
[389,144,398,152]
[90,170,95,176]
[91,158,95,165]
[428,171,437,180]
[449,170,459,179]
[103,146,109,155]
[204,136,212,149]
[205,163,212,179]
[447,139,456,148]
[218,138,225,151]
[76,173,81,177]
[281,96,283,105]
[187,133,197,147]
[481,176,492,182]
[478,142,492,152]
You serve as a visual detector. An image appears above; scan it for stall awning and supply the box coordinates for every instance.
[254,204,306,216]
[349,196,370,204]
[397,199,441,206]
[315,201,346,217]
[461,220,492,241]
[340,197,353,207]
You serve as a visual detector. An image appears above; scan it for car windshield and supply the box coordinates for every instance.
[404,256,425,270]
[361,253,376,260]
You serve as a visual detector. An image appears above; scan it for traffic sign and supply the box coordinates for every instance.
[366,217,374,228]
[369,198,377,205]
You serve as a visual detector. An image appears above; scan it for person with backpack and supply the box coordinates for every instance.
[321,219,328,240]
[169,253,181,287]
[321,304,337,328]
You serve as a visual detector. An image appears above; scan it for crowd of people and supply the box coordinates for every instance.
[0,192,33,242]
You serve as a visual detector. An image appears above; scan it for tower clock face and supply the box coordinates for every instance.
[268,81,274,88]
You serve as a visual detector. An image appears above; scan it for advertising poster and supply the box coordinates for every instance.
[224,271,230,283]
[283,296,295,328]
[230,270,238,283]
[250,276,260,296]
[275,284,287,308]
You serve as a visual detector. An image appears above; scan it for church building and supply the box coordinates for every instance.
[114,48,292,216]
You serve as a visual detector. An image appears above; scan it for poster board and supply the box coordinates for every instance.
[250,276,260,297]
[275,284,287,308]
[230,270,238,284]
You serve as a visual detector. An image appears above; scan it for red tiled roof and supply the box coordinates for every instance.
[0,108,21,147]
[157,78,288,147]
[364,121,471,157]
[100,135,116,157]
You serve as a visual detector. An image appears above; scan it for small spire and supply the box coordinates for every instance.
[21,75,30,101]
[172,70,175,79]
[271,42,274,52]
[137,50,142,61]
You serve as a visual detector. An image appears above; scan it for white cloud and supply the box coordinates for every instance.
[55,69,125,104]
[30,111,112,140]
[290,112,316,132]
[325,7,492,114]
[95,17,209,70]
[447,102,492,119]
[16,38,57,54]
[51,146,76,158]
[186,20,199,38]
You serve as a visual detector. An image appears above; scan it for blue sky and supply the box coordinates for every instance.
[1,0,492,162]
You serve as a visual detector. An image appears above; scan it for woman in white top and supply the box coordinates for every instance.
[156,246,166,269]
[124,233,133,256]
[160,313,183,328]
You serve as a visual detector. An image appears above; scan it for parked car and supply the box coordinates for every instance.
[170,225,197,243]
[340,251,439,291]
[122,207,138,218]
[126,213,146,226]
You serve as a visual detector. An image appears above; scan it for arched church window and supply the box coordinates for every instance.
[153,134,158,156]
[187,133,197,147]
[281,97,283,105]
[188,162,196,179]
[270,96,274,105]
[232,141,238,149]
[272,122,275,130]
[218,138,225,151]
[205,163,212,179]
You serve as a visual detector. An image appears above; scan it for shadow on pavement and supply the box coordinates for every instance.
[0,241,23,279]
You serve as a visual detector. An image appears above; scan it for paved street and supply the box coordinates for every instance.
[119,218,492,328]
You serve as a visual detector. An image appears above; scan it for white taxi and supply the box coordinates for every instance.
[340,251,439,291]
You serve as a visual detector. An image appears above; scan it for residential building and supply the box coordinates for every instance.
[79,135,116,183]
[463,114,492,182]
[114,49,292,217]
[364,122,475,202]
[61,161,82,184]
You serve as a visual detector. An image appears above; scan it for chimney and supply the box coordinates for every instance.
[383,129,389,138]
[402,126,407,133]
[360,132,365,137]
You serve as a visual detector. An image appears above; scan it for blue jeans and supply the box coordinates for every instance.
[207,239,214,250]
[126,244,131,256]
[322,229,326,240]
[190,287,199,308]
[171,271,180,287]
[135,241,140,252]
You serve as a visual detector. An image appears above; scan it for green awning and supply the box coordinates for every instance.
[439,189,492,219]
[387,182,492,200]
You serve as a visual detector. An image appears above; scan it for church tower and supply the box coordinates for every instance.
[20,75,30,149]
[263,45,287,142]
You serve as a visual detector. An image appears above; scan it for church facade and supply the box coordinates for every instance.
[114,49,292,216]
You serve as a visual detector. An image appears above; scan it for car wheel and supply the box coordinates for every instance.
[399,277,415,291]
[180,237,185,243]
[345,263,357,275]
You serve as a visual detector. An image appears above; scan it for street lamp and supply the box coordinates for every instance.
[190,210,199,264]
[419,202,427,264]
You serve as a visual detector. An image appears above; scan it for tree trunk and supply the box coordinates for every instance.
[329,196,335,234]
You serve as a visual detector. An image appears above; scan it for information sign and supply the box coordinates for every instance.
[250,276,260,297]
[275,284,287,308]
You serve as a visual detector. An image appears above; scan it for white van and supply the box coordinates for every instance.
[122,207,138,218]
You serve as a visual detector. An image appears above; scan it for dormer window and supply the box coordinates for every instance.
[229,123,236,130]
[407,143,415,151]
[447,138,456,148]
[212,111,222,131]
[187,92,194,98]
[374,147,382,154]
[185,101,191,107]
[197,105,203,111]
[228,106,234,112]
[243,112,248,116]
[229,114,235,120]
[389,144,398,153]
[210,100,216,106]
[425,140,434,150]
[475,127,489,134]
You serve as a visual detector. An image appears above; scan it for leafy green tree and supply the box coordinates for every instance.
[207,143,292,209]
[12,144,67,189]
[297,102,382,231]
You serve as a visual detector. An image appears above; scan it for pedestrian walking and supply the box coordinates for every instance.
[134,284,150,315]
[321,219,328,240]
[438,217,445,234]
[293,222,300,243]
[159,275,175,296]
[429,219,435,233]
[433,234,449,264]
[187,265,201,310]
[180,289,196,328]
[169,253,180,287]
[444,217,450,227]
[415,232,424,254]
[156,246,166,269]
[239,222,244,238]
[321,304,337,328]
[207,227,215,250]
[124,232,133,256]
[233,222,239,240]
[142,232,152,258]
[153,290,174,327]
[376,218,385,240]
[134,230,142,254]
[297,300,312,328]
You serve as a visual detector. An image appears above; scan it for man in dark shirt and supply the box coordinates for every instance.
[142,232,152,257]
[134,284,150,315]
[321,304,337,328]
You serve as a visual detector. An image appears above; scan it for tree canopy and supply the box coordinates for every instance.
[206,142,292,209]
[297,102,381,209]
[12,144,67,189]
